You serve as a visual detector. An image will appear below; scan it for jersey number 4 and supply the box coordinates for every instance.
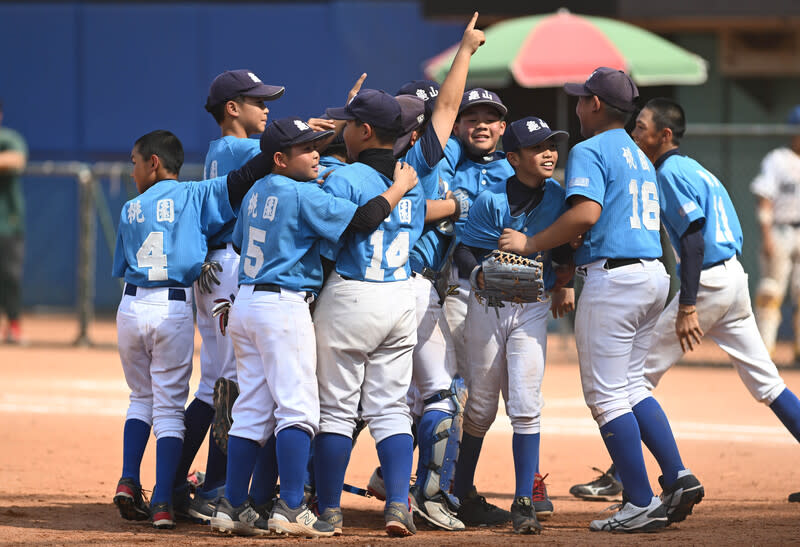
[628,179,660,231]
[136,231,168,281]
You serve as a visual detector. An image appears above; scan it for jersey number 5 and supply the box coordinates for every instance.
[243,226,267,278]
[136,231,168,281]
[628,179,660,231]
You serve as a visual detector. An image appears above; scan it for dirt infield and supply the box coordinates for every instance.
[1,313,799,545]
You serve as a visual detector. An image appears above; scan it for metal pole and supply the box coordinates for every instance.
[75,166,95,347]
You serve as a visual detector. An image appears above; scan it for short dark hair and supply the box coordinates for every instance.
[208,95,246,125]
[354,119,401,146]
[598,97,632,125]
[644,98,686,145]
[134,130,184,176]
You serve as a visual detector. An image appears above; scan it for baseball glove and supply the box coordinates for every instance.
[470,250,546,308]
[198,259,222,294]
[211,296,234,336]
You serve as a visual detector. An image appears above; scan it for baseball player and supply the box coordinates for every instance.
[312,89,426,537]
[499,68,697,533]
[440,88,518,526]
[751,105,800,364]
[112,130,271,529]
[454,116,572,534]
[173,69,285,524]
[207,117,419,537]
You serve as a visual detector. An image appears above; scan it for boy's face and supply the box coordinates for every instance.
[342,120,363,162]
[631,107,661,162]
[280,142,321,182]
[453,104,506,156]
[236,96,270,135]
[507,139,559,185]
[575,95,598,138]
[130,146,155,194]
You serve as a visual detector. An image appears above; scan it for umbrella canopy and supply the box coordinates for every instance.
[424,9,708,88]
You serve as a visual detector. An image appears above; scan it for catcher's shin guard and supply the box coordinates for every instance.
[418,377,467,498]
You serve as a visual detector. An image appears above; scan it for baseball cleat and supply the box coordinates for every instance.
[212,377,239,455]
[268,498,335,537]
[317,506,343,536]
[532,472,554,519]
[151,502,176,530]
[659,469,704,523]
[367,466,387,501]
[510,496,542,534]
[456,487,512,527]
[589,496,668,533]
[210,496,271,536]
[113,477,151,521]
[409,484,465,531]
[569,464,623,501]
[187,486,223,524]
[789,491,800,502]
[384,501,417,537]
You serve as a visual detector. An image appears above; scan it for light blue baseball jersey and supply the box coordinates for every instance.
[403,129,450,273]
[204,136,261,247]
[322,161,426,282]
[319,155,347,179]
[657,151,742,268]
[112,178,233,287]
[462,178,567,291]
[232,174,357,294]
[440,136,515,239]
[565,128,662,266]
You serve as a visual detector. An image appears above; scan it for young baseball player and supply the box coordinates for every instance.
[630,97,800,506]
[454,116,573,534]
[441,88,518,526]
[173,68,285,524]
[112,130,271,529]
[312,89,426,537]
[208,117,420,537]
[499,68,694,533]
[751,105,800,364]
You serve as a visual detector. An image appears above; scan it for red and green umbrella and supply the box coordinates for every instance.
[424,9,707,88]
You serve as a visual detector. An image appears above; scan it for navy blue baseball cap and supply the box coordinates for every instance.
[260,117,334,157]
[393,95,426,157]
[205,69,285,112]
[458,88,508,118]
[788,105,800,125]
[326,88,402,131]
[397,79,440,119]
[564,67,639,113]
[502,116,569,153]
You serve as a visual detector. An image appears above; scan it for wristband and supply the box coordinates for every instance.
[677,308,697,317]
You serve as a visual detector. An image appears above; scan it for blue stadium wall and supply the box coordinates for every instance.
[0,1,463,312]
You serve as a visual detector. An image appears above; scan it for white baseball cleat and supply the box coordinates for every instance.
[589,495,668,533]
[367,467,387,501]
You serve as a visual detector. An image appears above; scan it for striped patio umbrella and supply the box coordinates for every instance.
[423,9,708,88]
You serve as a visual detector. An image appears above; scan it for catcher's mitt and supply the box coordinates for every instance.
[471,250,546,308]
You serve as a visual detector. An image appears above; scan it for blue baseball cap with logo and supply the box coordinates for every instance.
[397,79,440,119]
[325,89,402,131]
[458,88,508,118]
[564,67,639,113]
[503,116,569,153]
[205,69,285,112]
[260,117,334,157]
[394,95,426,157]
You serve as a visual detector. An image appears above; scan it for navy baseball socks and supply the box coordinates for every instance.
[453,432,511,526]
[172,398,214,520]
[114,419,152,522]
[248,434,278,509]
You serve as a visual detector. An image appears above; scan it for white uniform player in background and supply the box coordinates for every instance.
[173,69,285,524]
[112,130,270,530]
[312,89,426,537]
[751,105,800,364]
[500,68,699,533]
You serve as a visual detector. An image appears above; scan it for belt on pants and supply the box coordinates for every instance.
[124,283,186,301]
[604,257,641,270]
[412,268,438,282]
[253,283,314,303]
[704,258,728,270]
[208,242,227,251]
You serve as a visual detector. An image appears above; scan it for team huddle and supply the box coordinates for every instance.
[109,12,800,538]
